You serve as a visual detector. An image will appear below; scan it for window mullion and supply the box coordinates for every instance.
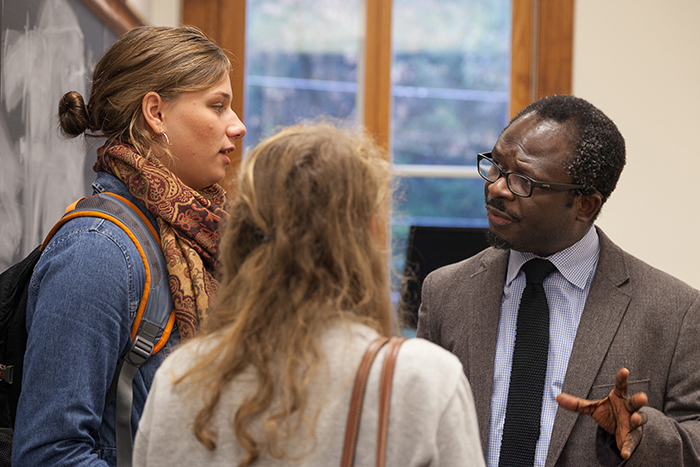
[361,0,393,155]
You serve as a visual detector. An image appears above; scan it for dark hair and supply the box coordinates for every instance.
[57,26,230,159]
[511,95,626,219]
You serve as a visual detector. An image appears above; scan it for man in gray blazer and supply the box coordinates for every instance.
[417,95,700,466]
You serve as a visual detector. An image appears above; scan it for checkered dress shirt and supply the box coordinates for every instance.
[486,226,600,467]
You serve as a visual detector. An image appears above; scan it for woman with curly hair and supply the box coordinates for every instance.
[134,123,484,466]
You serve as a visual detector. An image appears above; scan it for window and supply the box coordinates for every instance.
[389,0,511,275]
[244,0,362,145]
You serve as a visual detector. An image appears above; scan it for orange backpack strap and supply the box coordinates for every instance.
[45,193,174,353]
[45,192,174,467]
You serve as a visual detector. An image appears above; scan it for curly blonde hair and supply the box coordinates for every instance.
[176,122,394,466]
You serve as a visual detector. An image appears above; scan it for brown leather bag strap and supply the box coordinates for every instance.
[340,336,407,467]
[341,337,389,467]
[376,336,407,467]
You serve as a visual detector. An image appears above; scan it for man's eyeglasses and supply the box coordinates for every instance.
[477,152,584,198]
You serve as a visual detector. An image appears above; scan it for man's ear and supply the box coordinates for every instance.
[576,192,603,223]
[142,91,165,134]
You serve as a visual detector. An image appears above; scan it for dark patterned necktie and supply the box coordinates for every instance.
[499,258,557,467]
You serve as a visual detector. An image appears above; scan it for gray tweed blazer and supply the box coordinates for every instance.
[417,227,700,466]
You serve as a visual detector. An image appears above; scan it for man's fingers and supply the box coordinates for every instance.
[557,393,604,414]
[630,410,649,430]
[556,393,585,412]
[625,392,648,413]
[614,367,630,397]
[556,393,576,411]
[639,411,648,426]
[620,426,644,460]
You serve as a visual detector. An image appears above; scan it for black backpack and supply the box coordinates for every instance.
[0,193,174,467]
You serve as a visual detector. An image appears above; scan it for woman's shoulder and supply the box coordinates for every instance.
[155,333,224,380]
[38,175,154,276]
[321,322,466,394]
[320,322,463,375]
[36,215,145,291]
[395,337,464,383]
[399,336,462,363]
[386,337,471,424]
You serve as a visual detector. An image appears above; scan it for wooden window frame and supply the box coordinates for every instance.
[510,0,574,118]
[361,0,393,152]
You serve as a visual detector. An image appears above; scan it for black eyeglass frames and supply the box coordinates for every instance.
[476,152,585,198]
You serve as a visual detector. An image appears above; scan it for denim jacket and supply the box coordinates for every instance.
[13,172,180,467]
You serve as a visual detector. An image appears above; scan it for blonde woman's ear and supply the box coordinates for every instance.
[141,91,165,134]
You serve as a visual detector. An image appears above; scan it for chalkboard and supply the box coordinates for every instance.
[0,0,118,270]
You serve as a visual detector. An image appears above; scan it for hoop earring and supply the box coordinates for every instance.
[161,132,171,146]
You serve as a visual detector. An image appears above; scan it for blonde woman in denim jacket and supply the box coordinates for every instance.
[13,26,245,466]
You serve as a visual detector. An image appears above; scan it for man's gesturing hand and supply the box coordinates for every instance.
[556,368,649,459]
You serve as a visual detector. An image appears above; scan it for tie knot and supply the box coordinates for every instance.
[521,258,556,285]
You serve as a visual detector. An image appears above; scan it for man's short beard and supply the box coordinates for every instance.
[486,229,513,251]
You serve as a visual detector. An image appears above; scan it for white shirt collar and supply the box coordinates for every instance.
[506,225,600,290]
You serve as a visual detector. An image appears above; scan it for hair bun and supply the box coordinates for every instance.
[58,91,90,137]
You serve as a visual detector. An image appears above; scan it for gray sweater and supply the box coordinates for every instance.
[133,322,485,466]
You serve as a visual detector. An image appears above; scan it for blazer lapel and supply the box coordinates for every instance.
[546,228,632,466]
[463,248,509,446]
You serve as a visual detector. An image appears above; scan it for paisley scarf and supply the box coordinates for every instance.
[94,143,231,340]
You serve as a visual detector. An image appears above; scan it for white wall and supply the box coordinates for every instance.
[572,0,700,288]
[129,0,182,26]
[149,0,182,26]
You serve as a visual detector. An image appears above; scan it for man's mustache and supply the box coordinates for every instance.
[485,198,521,222]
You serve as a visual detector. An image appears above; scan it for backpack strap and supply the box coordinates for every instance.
[47,192,174,467]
